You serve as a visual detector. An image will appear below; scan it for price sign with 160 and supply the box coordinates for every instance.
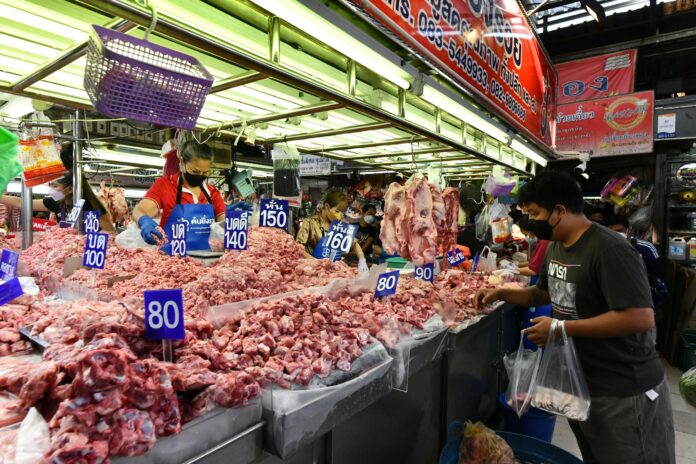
[169,222,187,257]
[0,249,19,281]
[260,199,288,230]
[225,209,248,251]
[375,270,399,298]
[83,210,100,233]
[324,220,358,260]
[415,263,434,283]
[144,289,184,340]
[83,232,108,269]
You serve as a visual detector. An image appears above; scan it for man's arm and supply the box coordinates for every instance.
[474,285,550,309]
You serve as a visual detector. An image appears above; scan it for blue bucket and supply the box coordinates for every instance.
[499,393,556,442]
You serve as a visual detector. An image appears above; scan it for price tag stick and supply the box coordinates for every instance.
[90,268,96,288]
[162,340,174,363]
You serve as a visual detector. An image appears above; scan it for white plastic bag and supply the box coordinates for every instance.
[504,334,542,417]
[475,204,490,242]
[15,407,50,464]
[115,223,158,250]
[532,319,591,421]
[477,246,497,273]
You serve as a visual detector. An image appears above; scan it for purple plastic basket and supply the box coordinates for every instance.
[84,25,213,129]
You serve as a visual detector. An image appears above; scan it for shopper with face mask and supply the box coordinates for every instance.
[133,141,226,252]
[473,171,674,464]
[295,190,368,271]
[356,204,378,256]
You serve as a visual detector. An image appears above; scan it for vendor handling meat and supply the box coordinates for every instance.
[296,190,369,272]
[133,141,226,252]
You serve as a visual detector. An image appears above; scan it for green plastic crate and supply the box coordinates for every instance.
[679,330,696,372]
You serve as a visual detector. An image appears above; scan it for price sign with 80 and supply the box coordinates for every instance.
[374,270,400,298]
[144,289,185,340]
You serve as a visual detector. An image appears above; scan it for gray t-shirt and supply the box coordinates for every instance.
[538,223,663,397]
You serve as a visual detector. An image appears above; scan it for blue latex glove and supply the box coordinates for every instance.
[228,201,254,212]
[138,216,163,245]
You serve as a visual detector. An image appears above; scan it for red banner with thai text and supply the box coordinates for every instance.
[349,0,556,149]
[555,91,654,157]
[556,49,637,105]
[32,218,57,232]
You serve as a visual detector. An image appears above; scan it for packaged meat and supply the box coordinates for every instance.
[458,421,515,464]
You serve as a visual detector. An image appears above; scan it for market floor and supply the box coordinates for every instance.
[551,359,696,463]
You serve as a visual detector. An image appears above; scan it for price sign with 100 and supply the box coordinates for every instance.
[0,249,19,281]
[83,210,100,233]
[83,232,108,269]
[260,199,288,230]
[375,270,400,298]
[324,220,357,261]
[225,209,248,251]
[415,263,434,283]
[170,222,187,257]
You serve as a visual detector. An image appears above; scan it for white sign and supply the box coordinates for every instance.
[657,113,676,139]
[300,155,331,176]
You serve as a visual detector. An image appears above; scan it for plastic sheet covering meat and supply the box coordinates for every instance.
[0,407,50,464]
[262,342,392,458]
[113,399,262,464]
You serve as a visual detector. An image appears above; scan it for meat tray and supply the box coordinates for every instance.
[262,343,393,458]
[113,399,262,464]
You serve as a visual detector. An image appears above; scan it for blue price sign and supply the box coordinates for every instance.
[169,221,187,257]
[375,270,400,298]
[447,248,467,267]
[415,263,434,283]
[83,210,101,234]
[259,199,289,230]
[0,249,19,281]
[0,278,23,306]
[144,289,184,340]
[225,210,248,251]
[83,232,108,269]
[60,199,85,228]
[322,220,358,261]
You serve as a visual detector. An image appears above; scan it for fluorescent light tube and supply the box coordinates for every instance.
[510,139,548,167]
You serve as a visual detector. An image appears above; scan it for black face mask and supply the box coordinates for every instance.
[183,172,206,187]
[526,209,561,241]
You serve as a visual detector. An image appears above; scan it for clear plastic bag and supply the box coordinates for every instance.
[504,334,542,418]
[475,204,490,242]
[115,223,159,250]
[477,246,497,273]
[532,319,591,421]
[14,407,50,464]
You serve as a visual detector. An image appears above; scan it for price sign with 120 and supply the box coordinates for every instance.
[144,289,184,340]
[260,199,289,230]
[225,210,248,251]
[375,270,400,298]
[83,232,108,269]
[83,210,100,233]
[414,263,434,283]
[447,248,467,267]
[323,220,358,261]
[0,249,19,281]
[169,222,187,257]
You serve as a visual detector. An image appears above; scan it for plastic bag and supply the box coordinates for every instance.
[18,113,67,187]
[490,217,511,243]
[532,319,590,421]
[679,367,696,408]
[15,407,50,464]
[272,143,301,205]
[0,128,22,195]
[629,203,652,231]
[483,166,516,197]
[477,246,497,273]
[458,421,515,464]
[115,223,159,250]
[504,334,542,417]
[475,204,490,242]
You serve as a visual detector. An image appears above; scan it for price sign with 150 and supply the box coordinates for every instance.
[375,270,400,298]
[84,210,100,233]
[225,210,248,251]
[144,289,184,340]
[0,249,19,281]
[415,263,434,283]
[260,199,288,230]
[323,220,358,261]
[83,232,108,269]
[169,222,187,257]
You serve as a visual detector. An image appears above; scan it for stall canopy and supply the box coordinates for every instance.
[0,0,550,181]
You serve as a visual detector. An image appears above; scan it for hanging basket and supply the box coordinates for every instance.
[84,25,213,129]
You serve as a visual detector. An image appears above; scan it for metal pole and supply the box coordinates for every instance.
[73,110,84,233]
[21,181,33,249]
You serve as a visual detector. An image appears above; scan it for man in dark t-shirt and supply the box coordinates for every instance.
[474,171,674,464]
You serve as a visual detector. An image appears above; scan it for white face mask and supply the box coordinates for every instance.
[364,215,375,224]
[48,187,65,202]
[617,232,628,239]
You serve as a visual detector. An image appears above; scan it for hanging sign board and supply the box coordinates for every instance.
[556,50,637,105]
[348,0,556,149]
[555,91,654,157]
[300,155,332,176]
[656,113,677,139]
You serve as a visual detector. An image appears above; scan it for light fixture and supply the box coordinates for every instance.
[0,95,35,121]
[88,150,165,168]
[247,0,412,90]
[245,126,257,146]
[509,139,548,167]
[360,170,396,175]
[581,172,590,180]
[582,0,606,22]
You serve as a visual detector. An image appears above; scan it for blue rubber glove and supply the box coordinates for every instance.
[229,201,254,212]
[138,216,163,245]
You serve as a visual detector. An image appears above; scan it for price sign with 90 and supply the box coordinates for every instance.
[323,221,358,261]
[260,199,289,230]
[83,232,108,269]
[414,263,434,284]
[144,289,184,340]
[225,210,248,251]
[83,210,100,234]
[374,270,400,298]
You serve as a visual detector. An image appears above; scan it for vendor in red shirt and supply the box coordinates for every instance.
[133,141,225,252]
[517,215,549,278]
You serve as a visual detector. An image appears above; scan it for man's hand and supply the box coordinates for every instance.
[473,288,501,310]
[524,316,554,347]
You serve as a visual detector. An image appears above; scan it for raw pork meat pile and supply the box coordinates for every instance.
[18,227,85,293]
[380,179,460,266]
[0,302,46,356]
[98,181,130,224]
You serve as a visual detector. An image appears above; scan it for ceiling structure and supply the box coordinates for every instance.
[0,0,556,186]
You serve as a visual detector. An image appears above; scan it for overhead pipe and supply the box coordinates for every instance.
[73,110,84,233]
[210,71,266,93]
[345,146,452,161]
[300,136,428,154]
[264,122,393,144]
[203,102,343,133]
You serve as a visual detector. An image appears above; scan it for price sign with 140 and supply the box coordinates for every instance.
[225,210,248,251]
[414,263,434,283]
[375,270,400,298]
[323,220,358,261]
[447,248,467,267]
[83,232,108,269]
[83,210,100,233]
[169,222,187,257]
[144,289,184,340]
[0,249,19,281]
[260,199,288,230]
